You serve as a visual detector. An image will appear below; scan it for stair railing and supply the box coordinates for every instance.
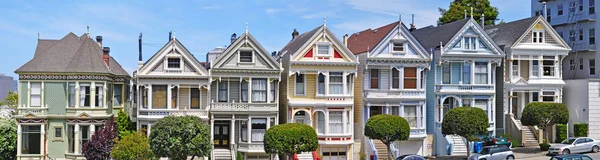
[369,139,378,160]
[390,142,400,158]
[445,135,454,155]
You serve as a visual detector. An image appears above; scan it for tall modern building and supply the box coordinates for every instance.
[0,74,14,100]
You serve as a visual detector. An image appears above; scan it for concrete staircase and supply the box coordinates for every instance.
[374,140,392,160]
[448,135,467,156]
[214,148,232,160]
[515,119,539,146]
[296,152,313,160]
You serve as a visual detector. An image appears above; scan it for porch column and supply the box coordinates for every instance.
[439,96,444,122]
[210,117,214,160]
[400,104,404,117]
[40,124,45,155]
[471,61,475,83]
[17,124,21,155]
[91,82,96,108]
[248,78,252,103]
[342,111,347,135]
[385,102,390,114]
[167,84,172,109]
[90,124,95,135]
[325,110,329,134]
[230,115,235,147]
[417,105,422,128]
[74,124,80,154]
[148,85,153,109]
[509,91,513,115]
[247,117,251,142]
[417,67,422,89]
[520,92,526,118]
[487,60,492,84]
[267,79,271,102]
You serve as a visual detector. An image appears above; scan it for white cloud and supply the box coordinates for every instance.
[344,0,441,28]
[265,8,283,15]
[301,11,340,19]
[332,17,396,35]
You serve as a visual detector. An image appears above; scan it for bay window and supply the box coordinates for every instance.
[80,126,89,152]
[113,84,123,106]
[329,72,343,94]
[30,83,41,107]
[318,74,325,94]
[80,84,90,107]
[252,78,267,102]
[317,112,325,134]
[21,125,41,154]
[462,63,471,84]
[346,110,351,134]
[68,82,75,107]
[95,84,103,107]
[241,121,247,142]
[404,106,417,128]
[171,86,178,109]
[392,68,400,89]
[543,56,555,77]
[370,69,379,89]
[512,60,519,77]
[442,63,450,84]
[295,74,305,95]
[68,125,74,153]
[532,92,540,102]
[218,81,228,102]
[190,88,200,109]
[542,92,555,102]
[241,80,248,102]
[251,119,266,142]
[270,81,276,103]
[591,59,596,75]
[152,85,167,109]
[474,100,488,116]
[404,67,417,89]
[474,62,488,84]
[346,74,352,94]
[328,111,343,134]
[141,86,148,109]
[532,59,540,77]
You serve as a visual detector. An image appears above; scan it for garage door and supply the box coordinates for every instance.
[322,147,347,160]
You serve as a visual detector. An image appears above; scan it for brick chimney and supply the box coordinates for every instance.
[230,33,237,44]
[343,34,348,46]
[103,47,110,67]
[96,36,103,47]
[292,29,299,40]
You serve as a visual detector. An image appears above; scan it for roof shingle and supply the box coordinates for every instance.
[411,19,470,51]
[347,21,398,54]
[485,16,539,47]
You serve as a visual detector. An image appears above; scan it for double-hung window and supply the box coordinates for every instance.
[80,126,89,152]
[68,82,75,107]
[329,72,343,94]
[590,28,596,45]
[317,112,325,134]
[570,60,576,70]
[474,100,488,120]
[404,67,417,89]
[547,8,552,23]
[580,29,584,41]
[346,110,351,134]
[464,37,476,50]
[241,80,249,102]
[252,78,267,102]
[370,69,379,89]
[533,31,544,43]
[581,58,585,70]
[80,84,91,107]
[579,0,584,11]
[558,4,564,15]
[152,85,167,109]
[392,42,404,52]
[167,58,180,69]
[404,106,417,128]
[318,74,326,95]
[512,60,519,77]
[532,92,540,102]
[392,68,400,89]
[218,81,228,102]
[251,118,267,142]
[532,59,540,77]
[591,0,596,14]
[240,51,253,62]
[328,111,343,134]
[570,1,577,13]
[590,59,596,75]
[30,83,41,107]
[22,125,41,154]
[474,62,488,84]
[95,84,103,107]
[463,63,471,84]
[570,30,576,42]
[442,63,451,84]
[269,81,276,103]
[190,88,201,109]
[543,56,555,77]
[141,86,148,109]
[542,92,555,102]
[171,86,178,109]
[295,74,305,95]
[345,74,352,94]
[113,84,122,106]
[317,44,330,55]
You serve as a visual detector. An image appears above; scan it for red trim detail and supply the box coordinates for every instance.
[313,151,321,160]
[304,49,314,58]
[333,49,343,58]
[328,107,345,110]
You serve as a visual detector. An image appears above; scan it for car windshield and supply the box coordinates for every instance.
[561,138,576,144]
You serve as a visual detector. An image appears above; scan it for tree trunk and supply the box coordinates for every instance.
[386,143,392,160]
[466,139,471,158]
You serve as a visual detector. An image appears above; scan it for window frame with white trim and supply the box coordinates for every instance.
[316,42,332,57]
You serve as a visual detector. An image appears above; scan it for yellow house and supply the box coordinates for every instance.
[277,23,359,160]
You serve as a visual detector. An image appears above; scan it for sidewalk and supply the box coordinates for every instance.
[430,146,546,160]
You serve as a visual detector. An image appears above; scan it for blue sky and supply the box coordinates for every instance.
[0,0,531,78]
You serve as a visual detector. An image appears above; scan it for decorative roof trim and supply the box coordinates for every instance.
[18,74,129,81]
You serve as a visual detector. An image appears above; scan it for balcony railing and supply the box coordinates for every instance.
[237,142,264,152]
[410,128,426,136]
[210,102,278,112]
[17,107,48,115]
[365,89,425,99]
[138,109,208,117]
[435,84,494,93]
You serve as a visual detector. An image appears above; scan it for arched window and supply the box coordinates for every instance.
[316,111,325,134]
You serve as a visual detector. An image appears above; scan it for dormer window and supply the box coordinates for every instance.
[533,31,544,43]
[167,58,181,69]
[463,37,477,50]
[392,42,404,52]
[240,51,253,62]
[317,43,331,55]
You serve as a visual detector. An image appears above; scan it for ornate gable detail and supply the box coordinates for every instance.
[138,39,208,76]
[211,33,281,71]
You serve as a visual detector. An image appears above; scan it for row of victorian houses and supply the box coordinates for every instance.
[12,15,571,160]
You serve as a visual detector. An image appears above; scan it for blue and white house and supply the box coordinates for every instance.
[413,17,505,156]
[347,20,431,158]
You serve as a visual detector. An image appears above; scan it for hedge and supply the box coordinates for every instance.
[555,124,567,143]
[574,123,588,137]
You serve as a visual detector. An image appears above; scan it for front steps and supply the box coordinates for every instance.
[448,135,467,156]
[214,148,232,160]
[514,119,539,146]
[296,152,313,160]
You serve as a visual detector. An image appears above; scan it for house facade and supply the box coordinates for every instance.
[346,21,432,158]
[133,36,210,136]
[14,33,130,160]
[208,31,282,160]
[278,24,359,160]
[485,16,571,145]
[413,18,505,156]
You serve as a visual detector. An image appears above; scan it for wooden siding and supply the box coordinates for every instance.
[210,83,217,102]
[380,69,390,89]
[354,53,367,141]
[451,62,461,84]
[520,60,530,81]
[201,88,208,110]
[229,80,240,102]
[505,60,511,82]
[179,88,190,110]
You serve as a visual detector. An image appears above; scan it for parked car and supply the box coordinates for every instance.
[482,136,511,147]
[548,137,600,155]
[468,145,515,160]
[395,154,426,160]
[550,154,593,160]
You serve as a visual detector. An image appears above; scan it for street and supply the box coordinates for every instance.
[519,152,600,160]
[432,147,600,160]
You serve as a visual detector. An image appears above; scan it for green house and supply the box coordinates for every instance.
[14,33,130,160]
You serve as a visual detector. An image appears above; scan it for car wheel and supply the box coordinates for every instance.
[562,149,570,155]
[593,146,599,153]
[506,155,515,160]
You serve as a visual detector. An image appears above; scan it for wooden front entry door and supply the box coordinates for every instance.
[214,123,229,148]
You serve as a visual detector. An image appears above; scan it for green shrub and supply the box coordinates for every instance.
[511,139,521,148]
[574,123,588,137]
[236,152,243,160]
[555,124,567,143]
[521,102,569,143]
[442,107,488,158]
[499,133,509,139]
[365,114,410,160]
[359,151,367,160]
[264,123,318,159]
[539,143,551,151]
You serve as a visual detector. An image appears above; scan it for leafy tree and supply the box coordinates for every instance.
[112,131,154,160]
[149,116,211,160]
[0,91,18,109]
[264,123,318,160]
[442,107,488,157]
[82,118,118,160]
[521,102,569,145]
[0,118,17,160]
[364,114,410,160]
[117,109,134,138]
[438,0,499,25]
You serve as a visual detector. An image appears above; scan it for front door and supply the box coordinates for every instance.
[511,95,519,119]
[214,122,229,148]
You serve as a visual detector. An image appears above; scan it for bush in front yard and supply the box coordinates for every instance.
[574,123,588,137]
[511,139,521,148]
[555,124,567,143]
[539,143,551,151]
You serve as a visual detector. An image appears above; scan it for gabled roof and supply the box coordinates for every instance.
[347,21,398,54]
[280,25,358,63]
[211,32,280,70]
[412,19,470,50]
[279,26,322,56]
[485,16,539,47]
[138,38,209,76]
[16,33,130,77]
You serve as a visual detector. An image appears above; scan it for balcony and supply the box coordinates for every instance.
[138,109,208,119]
[365,89,425,100]
[435,84,494,94]
[210,102,278,112]
[17,107,48,115]
[409,128,427,139]
[237,142,265,153]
